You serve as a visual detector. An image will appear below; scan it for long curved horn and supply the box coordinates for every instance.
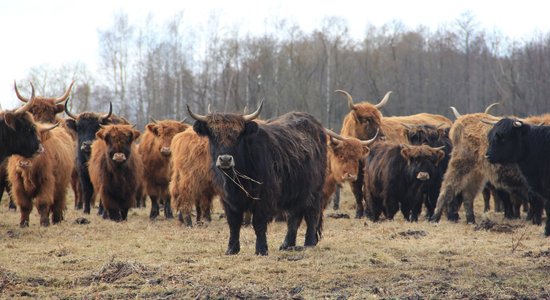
[450,106,462,119]
[335,89,355,110]
[325,128,346,142]
[40,122,60,133]
[187,105,208,122]
[14,80,30,103]
[14,82,35,113]
[149,116,158,124]
[362,129,379,145]
[374,91,392,109]
[101,102,113,120]
[243,99,263,121]
[484,102,499,114]
[180,117,187,124]
[207,104,212,114]
[436,122,448,129]
[401,123,414,130]
[55,80,75,104]
[481,119,498,125]
[64,98,78,119]
[432,145,446,151]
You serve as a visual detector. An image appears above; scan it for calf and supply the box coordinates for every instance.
[323,129,375,210]
[364,143,445,222]
[64,99,129,214]
[8,125,74,227]
[169,127,218,226]
[88,124,142,221]
[140,118,189,219]
[188,102,327,255]
[486,118,550,236]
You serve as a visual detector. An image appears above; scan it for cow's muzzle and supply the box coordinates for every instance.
[416,172,430,181]
[112,152,127,163]
[342,173,358,182]
[81,141,93,153]
[36,144,45,154]
[216,154,234,169]
[160,146,171,156]
[18,160,32,168]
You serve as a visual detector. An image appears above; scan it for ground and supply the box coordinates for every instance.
[0,188,548,299]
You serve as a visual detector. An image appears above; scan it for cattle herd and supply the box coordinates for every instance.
[0,81,549,256]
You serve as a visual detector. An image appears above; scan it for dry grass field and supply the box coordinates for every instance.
[0,188,549,299]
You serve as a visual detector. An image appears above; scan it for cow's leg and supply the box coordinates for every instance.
[108,208,121,222]
[71,169,81,209]
[410,194,424,222]
[37,201,51,227]
[482,184,491,212]
[252,212,269,255]
[224,206,243,255]
[149,195,160,220]
[15,192,32,228]
[52,190,66,224]
[121,208,129,221]
[352,160,365,218]
[280,210,303,250]
[164,195,173,219]
[79,168,94,214]
[332,185,341,210]
[544,198,550,236]
[304,207,321,247]
[528,191,543,225]
[495,189,513,219]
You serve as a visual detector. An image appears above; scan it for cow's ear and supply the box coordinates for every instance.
[3,113,16,130]
[400,144,412,160]
[55,104,65,114]
[132,129,141,141]
[193,121,209,136]
[362,145,371,156]
[243,121,258,136]
[65,119,77,132]
[96,128,105,140]
[146,124,159,136]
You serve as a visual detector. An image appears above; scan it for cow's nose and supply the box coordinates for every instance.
[342,173,358,181]
[112,152,127,163]
[416,172,430,181]
[216,155,234,169]
[81,141,92,152]
[160,146,171,156]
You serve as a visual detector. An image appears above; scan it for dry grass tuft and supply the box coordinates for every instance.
[0,187,548,299]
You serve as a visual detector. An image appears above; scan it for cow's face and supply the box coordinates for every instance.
[349,106,382,140]
[2,110,42,158]
[66,113,112,155]
[400,144,445,182]
[406,124,450,149]
[328,138,369,182]
[486,118,527,164]
[146,121,189,157]
[193,114,258,170]
[96,125,140,165]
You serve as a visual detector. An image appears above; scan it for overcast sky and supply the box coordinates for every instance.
[1,0,549,109]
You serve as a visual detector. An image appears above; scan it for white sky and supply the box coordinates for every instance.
[1,0,549,109]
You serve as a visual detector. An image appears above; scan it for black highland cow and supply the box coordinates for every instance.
[486,118,550,236]
[364,142,445,222]
[188,102,327,256]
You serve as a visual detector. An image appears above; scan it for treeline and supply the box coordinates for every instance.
[20,11,550,131]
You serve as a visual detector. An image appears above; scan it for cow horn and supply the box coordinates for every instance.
[14,82,35,114]
[484,102,499,114]
[374,91,392,109]
[481,119,498,125]
[55,80,75,104]
[335,89,355,110]
[325,128,346,142]
[432,145,446,151]
[64,98,78,119]
[362,129,379,145]
[187,105,208,122]
[450,106,462,119]
[243,99,263,121]
[207,104,212,114]
[401,123,414,130]
[101,102,113,121]
[436,122,448,129]
[40,122,60,133]
[150,117,158,124]
[513,120,523,127]
[180,117,187,124]
[243,105,248,114]
[14,80,30,103]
